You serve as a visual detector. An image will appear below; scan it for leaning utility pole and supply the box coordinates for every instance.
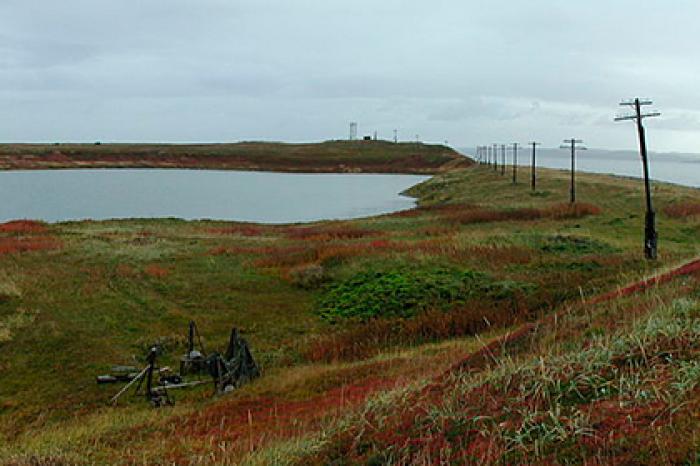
[615,98,661,260]
[529,142,541,191]
[501,144,506,176]
[511,142,519,184]
[560,139,587,203]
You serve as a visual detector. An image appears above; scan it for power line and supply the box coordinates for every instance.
[560,139,587,203]
[500,144,506,176]
[511,143,520,184]
[529,142,541,191]
[615,98,661,260]
[493,144,499,172]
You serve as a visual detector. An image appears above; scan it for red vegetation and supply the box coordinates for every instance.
[115,264,135,277]
[441,202,602,225]
[589,259,700,305]
[0,220,48,234]
[305,300,532,363]
[546,202,602,219]
[283,225,382,241]
[299,257,700,465]
[663,201,700,218]
[159,377,398,463]
[210,239,537,275]
[142,258,700,464]
[213,241,403,268]
[144,264,170,278]
[0,236,61,255]
[391,202,601,224]
[206,225,268,236]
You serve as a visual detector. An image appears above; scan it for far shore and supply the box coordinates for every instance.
[0,140,471,174]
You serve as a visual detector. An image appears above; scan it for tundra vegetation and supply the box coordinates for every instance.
[0,144,699,465]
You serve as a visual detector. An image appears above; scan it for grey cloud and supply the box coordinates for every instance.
[1,0,700,151]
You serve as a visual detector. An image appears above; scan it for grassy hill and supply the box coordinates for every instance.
[0,140,466,174]
[1,162,699,464]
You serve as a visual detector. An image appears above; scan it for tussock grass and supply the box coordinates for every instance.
[289,276,700,465]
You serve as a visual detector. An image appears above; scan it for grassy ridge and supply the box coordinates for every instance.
[0,140,465,173]
[0,163,699,464]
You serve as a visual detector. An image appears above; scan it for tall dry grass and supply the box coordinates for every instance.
[304,299,532,363]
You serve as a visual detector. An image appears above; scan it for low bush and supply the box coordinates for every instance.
[539,235,618,255]
[0,236,61,255]
[663,202,700,218]
[305,300,531,362]
[287,263,327,289]
[545,202,601,219]
[0,220,47,234]
[206,225,267,236]
[284,225,382,241]
[317,267,532,321]
[440,202,601,225]
[144,264,170,278]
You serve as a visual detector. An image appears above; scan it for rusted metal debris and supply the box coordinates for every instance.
[98,321,260,407]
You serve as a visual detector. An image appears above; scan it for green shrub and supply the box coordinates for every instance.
[317,267,531,321]
[539,235,618,255]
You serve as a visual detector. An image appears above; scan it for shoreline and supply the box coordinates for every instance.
[0,140,468,175]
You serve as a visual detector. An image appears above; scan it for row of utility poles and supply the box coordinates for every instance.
[475,142,543,191]
[473,98,661,260]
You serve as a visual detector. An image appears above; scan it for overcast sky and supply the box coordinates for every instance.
[1,0,699,152]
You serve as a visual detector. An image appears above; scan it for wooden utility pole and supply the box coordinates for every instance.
[529,142,541,191]
[511,143,519,184]
[615,98,661,260]
[560,139,586,203]
[500,144,506,176]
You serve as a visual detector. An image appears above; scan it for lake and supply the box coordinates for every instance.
[460,147,700,188]
[0,169,429,223]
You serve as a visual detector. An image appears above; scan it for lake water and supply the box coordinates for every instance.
[0,169,429,223]
[460,147,700,188]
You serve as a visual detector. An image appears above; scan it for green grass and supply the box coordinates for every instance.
[0,162,699,464]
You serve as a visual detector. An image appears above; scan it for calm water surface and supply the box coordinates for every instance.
[0,170,429,223]
[461,148,700,188]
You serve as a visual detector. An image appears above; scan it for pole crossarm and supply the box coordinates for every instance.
[529,142,540,191]
[561,139,586,203]
[615,112,661,121]
[615,97,660,260]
